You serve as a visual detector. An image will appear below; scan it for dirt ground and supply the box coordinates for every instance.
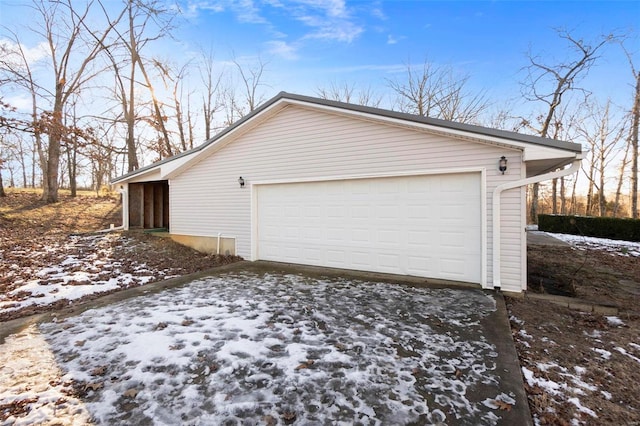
[509,243,640,425]
[0,190,240,322]
[2,190,639,425]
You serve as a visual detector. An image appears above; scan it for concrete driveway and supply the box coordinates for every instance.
[0,262,530,425]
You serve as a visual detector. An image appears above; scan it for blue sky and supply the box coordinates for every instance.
[1,0,638,115]
[172,0,639,110]
[0,0,638,190]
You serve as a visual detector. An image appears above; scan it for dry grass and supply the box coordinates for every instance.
[0,188,122,235]
[508,244,640,425]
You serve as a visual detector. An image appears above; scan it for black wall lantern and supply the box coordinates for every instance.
[499,156,508,174]
[238,176,245,188]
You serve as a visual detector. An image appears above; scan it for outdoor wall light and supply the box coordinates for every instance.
[499,156,508,174]
[238,176,245,188]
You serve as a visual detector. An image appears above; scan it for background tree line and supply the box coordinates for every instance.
[0,0,637,220]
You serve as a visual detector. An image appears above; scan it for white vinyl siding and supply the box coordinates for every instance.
[171,105,525,292]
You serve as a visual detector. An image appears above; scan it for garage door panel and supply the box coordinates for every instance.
[303,248,322,263]
[257,173,481,283]
[351,228,371,242]
[352,251,372,267]
[327,250,346,266]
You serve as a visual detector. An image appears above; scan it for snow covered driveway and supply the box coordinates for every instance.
[1,268,522,425]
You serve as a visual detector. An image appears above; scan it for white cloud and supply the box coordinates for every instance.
[182,0,364,43]
[386,34,406,45]
[324,63,406,74]
[272,0,364,43]
[183,0,266,23]
[3,95,33,112]
[371,1,386,20]
[0,39,49,65]
[265,40,299,60]
[300,20,363,43]
[233,0,268,24]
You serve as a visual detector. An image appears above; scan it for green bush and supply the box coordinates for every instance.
[538,214,640,242]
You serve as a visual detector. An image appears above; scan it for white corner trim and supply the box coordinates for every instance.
[480,168,488,289]
[492,156,582,289]
[251,183,259,261]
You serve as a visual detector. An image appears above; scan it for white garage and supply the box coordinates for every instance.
[255,173,482,283]
[113,92,583,293]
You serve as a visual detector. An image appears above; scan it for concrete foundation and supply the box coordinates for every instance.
[170,234,236,256]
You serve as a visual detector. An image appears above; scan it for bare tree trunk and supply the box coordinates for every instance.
[552,178,558,214]
[138,58,172,157]
[631,71,639,218]
[31,145,36,188]
[571,175,579,215]
[530,183,539,223]
[0,162,6,197]
[16,142,27,187]
[66,137,78,197]
[613,142,630,217]
[599,163,606,216]
[586,180,594,216]
[560,176,566,214]
[127,3,139,171]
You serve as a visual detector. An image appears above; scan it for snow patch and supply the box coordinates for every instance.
[547,233,640,257]
[605,316,625,326]
[0,233,182,315]
[614,346,640,364]
[592,348,612,360]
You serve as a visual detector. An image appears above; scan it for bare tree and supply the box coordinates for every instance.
[0,31,49,193]
[23,0,125,202]
[234,56,269,113]
[578,100,626,216]
[138,58,172,158]
[630,71,639,218]
[522,29,613,222]
[387,58,489,123]
[316,80,382,107]
[95,0,176,170]
[620,40,640,218]
[220,57,270,127]
[198,48,223,141]
[156,61,193,153]
[613,139,631,217]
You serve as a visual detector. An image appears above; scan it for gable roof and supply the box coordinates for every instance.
[112,91,582,184]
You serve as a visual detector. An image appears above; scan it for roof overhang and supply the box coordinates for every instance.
[112,92,583,184]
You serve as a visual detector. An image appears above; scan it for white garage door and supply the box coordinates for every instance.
[256,173,482,283]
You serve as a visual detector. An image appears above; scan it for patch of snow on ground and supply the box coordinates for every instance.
[614,347,640,364]
[521,367,565,395]
[0,271,513,425]
[592,348,612,360]
[547,233,640,257]
[0,233,177,314]
[567,397,597,418]
[522,356,603,425]
[605,316,625,326]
